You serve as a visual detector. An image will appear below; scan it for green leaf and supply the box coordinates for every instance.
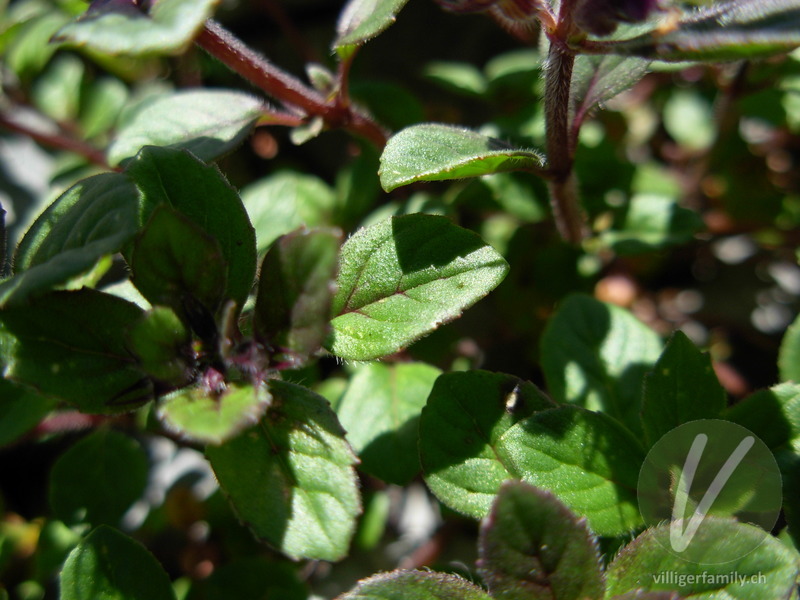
[60,525,176,600]
[333,0,410,50]
[600,194,703,254]
[420,371,555,520]
[157,383,271,445]
[663,91,715,152]
[497,405,645,536]
[185,557,307,600]
[335,570,493,600]
[379,124,544,192]
[604,0,800,61]
[206,380,360,561]
[1,172,142,308]
[80,76,129,139]
[4,12,69,79]
[31,53,84,123]
[571,54,649,131]
[336,362,441,485]
[780,313,800,382]
[254,227,341,365]
[327,214,509,361]
[424,61,489,96]
[108,90,265,166]
[724,382,800,454]
[130,205,227,320]
[605,518,800,599]
[641,331,726,446]
[0,379,56,447]
[540,294,662,435]
[477,481,604,600]
[126,146,256,312]
[0,289,152,413]
[241,171,337,257]
[126,306,192,385]
[49,430,148,527]
[54,0,219,56]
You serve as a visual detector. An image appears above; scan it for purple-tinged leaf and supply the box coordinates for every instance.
[335,569,493,600]
[478,481,604,600]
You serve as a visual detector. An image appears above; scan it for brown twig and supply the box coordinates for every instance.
[0,112,115,171]
[196,20,388,148]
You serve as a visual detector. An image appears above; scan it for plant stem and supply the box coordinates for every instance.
[544,45,586,243]
[0,200,7,278]
[196,21,388,148]
[0,112,114,170]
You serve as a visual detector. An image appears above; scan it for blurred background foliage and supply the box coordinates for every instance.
[1,0,800,598]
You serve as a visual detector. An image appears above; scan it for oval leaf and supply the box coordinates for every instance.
[379,124,544,192]
[0,379,56,447]
[60,525,176,600]
[205,380,360,561]
[126,306,192,385]
[327,214,509,361]
[540,293,662,435]
[157,383,271,445]
[336,570,493,600]
[478,481,604,600]
[50,430,148,528]
[420,371,555,519]
[337,361,441,485]
[497,405,646,536]
[254,227,341,365]
[605,518,800,599]
[641,331,726,447]
[108,90,264,165]
[126,146,256,312]
[334,0,410,50]
[54,0,219,56]
[780,313,800,383]
[0,289,152,413]
[130,205,227,319]
[1,173,142,308]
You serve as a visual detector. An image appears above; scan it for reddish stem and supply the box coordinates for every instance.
[196,21,388,148]
[0,113,115,171]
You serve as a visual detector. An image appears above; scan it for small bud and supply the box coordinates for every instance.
[574,0,661,36]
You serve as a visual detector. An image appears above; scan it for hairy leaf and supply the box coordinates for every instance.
[335,570,493,600]
[540,294,662,435]
[379,124,543,192]
[604,0,800,61]
[478,481,604,600]
[0,289,152,413]
[337,362,441,485]
[50,430,148,528]
[2,173,141,307]
[108,90,264,165]
[497,405,645,536]
[60,526,175,600]
[605,518,800,599]
[54,0,219,56]
[420,371,554,519]
[206,380,360,561]
[334,0,410,50]
[327,214,508,360]
[254,227,341,365]
[641,331,726,446]
[126,146,256,312]
[157,383,271,445]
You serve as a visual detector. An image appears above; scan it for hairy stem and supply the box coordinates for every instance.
[196,21,388,148]
[544,45,586,243]
[0,201,7,278]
